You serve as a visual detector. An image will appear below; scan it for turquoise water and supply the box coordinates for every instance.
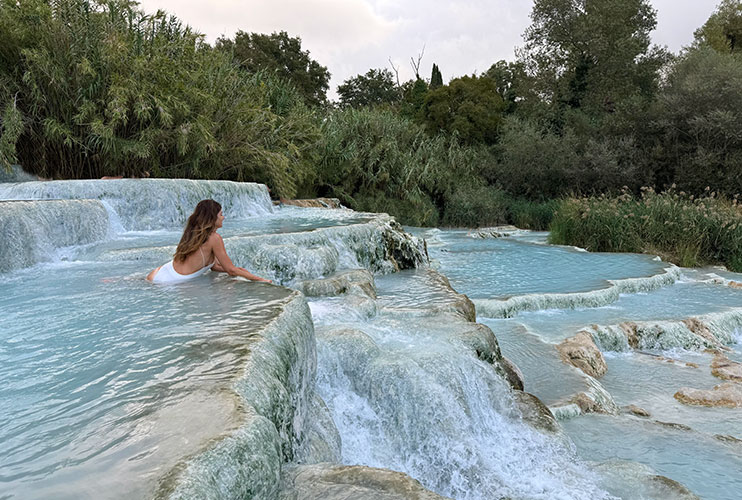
[4,180,742,499]
[423,229,668,298]
[422,229,742,499]
[0,262,290,499]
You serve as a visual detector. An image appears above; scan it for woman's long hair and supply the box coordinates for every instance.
[174,199,221,263]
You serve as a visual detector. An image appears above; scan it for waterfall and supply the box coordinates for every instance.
[310,269,616,500]
[474,265,681,318]
[0,179,273,231]
[0,200,109,272]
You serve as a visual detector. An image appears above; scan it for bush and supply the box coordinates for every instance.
[314,107,496,225]
[441,185,510,227]
[507,198,559,230]
[550,188,742,270]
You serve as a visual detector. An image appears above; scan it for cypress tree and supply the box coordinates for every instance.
[430,63,443,88]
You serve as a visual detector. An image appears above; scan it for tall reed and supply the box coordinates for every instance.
[550,187,742,271]
[0,0,318,198]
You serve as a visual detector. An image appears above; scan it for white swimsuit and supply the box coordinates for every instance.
[152,248,214,284]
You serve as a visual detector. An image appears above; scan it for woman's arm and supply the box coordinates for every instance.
[209,233,271,282]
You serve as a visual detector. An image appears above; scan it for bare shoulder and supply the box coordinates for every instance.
[207,231,224,247]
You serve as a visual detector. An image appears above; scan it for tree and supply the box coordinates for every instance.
[337,68,400,108]
[0,0,320,197]
[399,78,429,119]
[695,0,742,54]
[483,60,527,114]
[521,0,667,115]
[430,63,443,88]
[419,75,506,145]
[218,30,330,107]
[654,47,742,195]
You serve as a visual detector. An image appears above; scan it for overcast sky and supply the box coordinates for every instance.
[137,0,719,100]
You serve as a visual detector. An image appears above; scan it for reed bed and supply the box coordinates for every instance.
[550,187,742,271]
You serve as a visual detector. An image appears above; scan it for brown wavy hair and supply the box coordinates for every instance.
[174,199,221,263]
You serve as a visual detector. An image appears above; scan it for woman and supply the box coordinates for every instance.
[147,199,271,284]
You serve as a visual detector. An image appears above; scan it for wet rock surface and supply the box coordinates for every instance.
[299,270,376,299]
[674,382,742,408]
[278,198,343,209]
[500,357,524,391]
[279,464,450,500]
[513,391,560,434]
[556,331,607,378]
[595,460,700,500]
[710,353,742,382]
[622,404,651,418]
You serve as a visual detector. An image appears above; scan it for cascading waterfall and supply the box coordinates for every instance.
[0,179,273,231]
[0,200,109,272]
[473,265,682,319]
[308,270,617,500]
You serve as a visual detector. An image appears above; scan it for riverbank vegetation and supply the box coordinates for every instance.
[1,0,742,265]
[550,188,742,271]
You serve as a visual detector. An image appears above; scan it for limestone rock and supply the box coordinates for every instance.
[299,269,376,299]
[278,198,342,209]
[622,404,651,418]
[595,460,699,500]
[619,322,640,349]
[710,353,742,382]
[500,357,524,391]
[513,391,560,434]
[279,464,450,500]
[556,331,607,378]
[683,317,724,348]
[715,434,742,444]
[674,383,742,408]
[645,475,700,500]
[564,376,619,415]
[654,420,692,432]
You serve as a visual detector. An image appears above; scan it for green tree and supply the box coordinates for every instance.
[419,75,506,145]
[483,60,527,114]
[695,0,742,54]
[654,47,742,195]
[430,63,443,88]
[521,0,667,115]
[336,68,400,108]
[399,78,429,119]
[219,30,330,107]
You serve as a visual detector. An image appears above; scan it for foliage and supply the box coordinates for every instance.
[218,30,330,107]
[695,0,742,54]
[521,0,667,116]
[337,68,400,108]
[506,198,559,230]
[653,46,742,196]
[550,188,742,271]
[441,185,510,227]
[399,78,429,119]
[0,0,319,197]
[483,60,527,114]
[313,107,496,226]
[430,63,443,89]
[490,117,578,199]
[420,75,506,145]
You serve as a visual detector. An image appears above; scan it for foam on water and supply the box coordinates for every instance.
[309,271,617,500]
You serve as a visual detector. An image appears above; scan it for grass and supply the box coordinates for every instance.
[549,187,742,271]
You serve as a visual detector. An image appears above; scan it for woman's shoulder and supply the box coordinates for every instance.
[206,231,223,246]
